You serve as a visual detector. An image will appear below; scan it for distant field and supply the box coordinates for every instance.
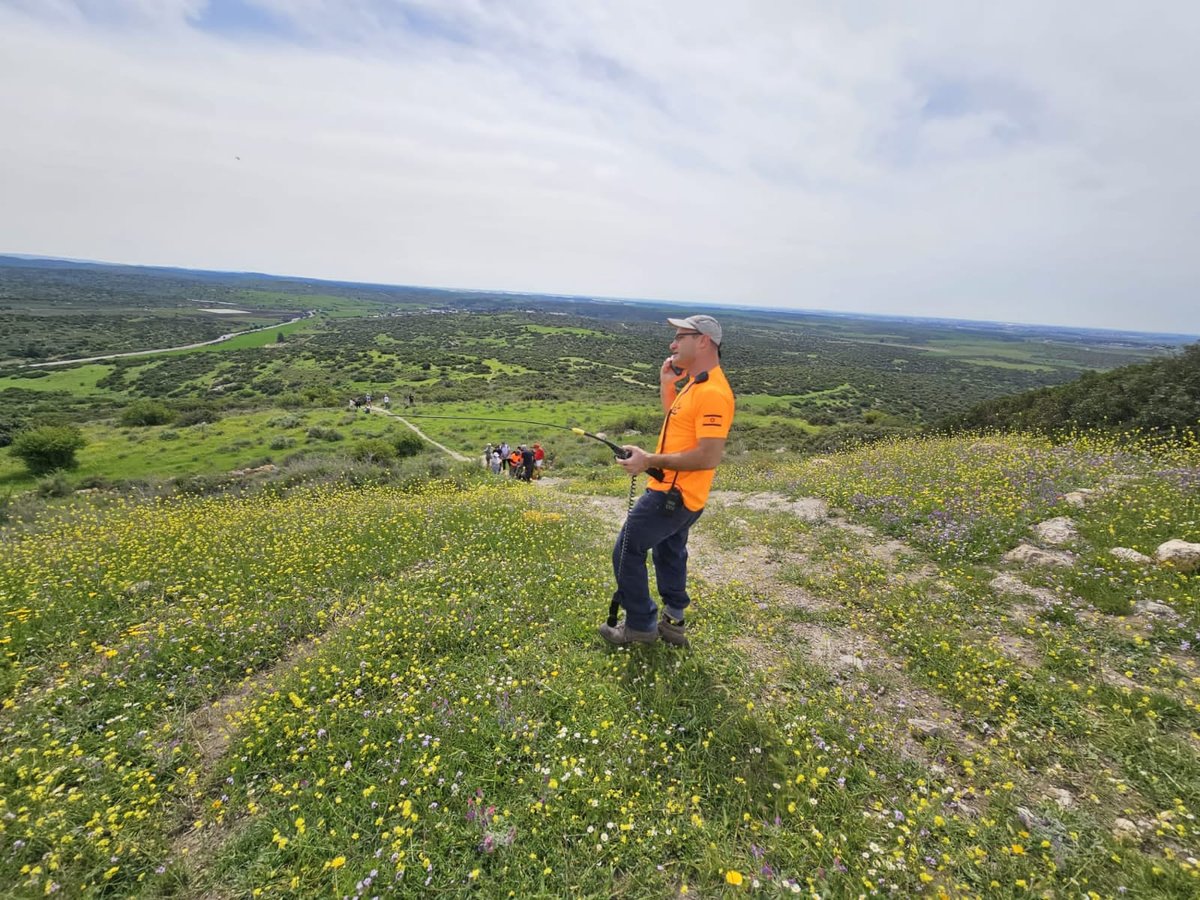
[0,408,413,490]
[0,363,116,395]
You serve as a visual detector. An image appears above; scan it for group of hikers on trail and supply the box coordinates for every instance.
[484,441,544,480]
[348,391,416,412]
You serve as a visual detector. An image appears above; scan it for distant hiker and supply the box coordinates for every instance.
[490,450,502,475]
[520,445,535,481]
[533,442,545,477]
[348,398,356,411]
[600,315,735,648]
[407,393,414,407]
[499,442,510,473]
[508,448,523,478]
[382,394,391,410]
[484,443,494,469]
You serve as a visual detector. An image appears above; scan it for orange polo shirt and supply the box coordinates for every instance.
[648,365,735,511]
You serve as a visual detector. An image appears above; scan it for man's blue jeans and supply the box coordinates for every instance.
[612,489,704,632]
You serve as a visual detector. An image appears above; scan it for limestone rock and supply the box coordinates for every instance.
[1002,543,1075,567]
[1063,489,1094,508]
[988,574,1063,607]
[1111,817,1140,842]
[907,717,945,739]
[1015,807,1042,831]
[229,463,278,478]
[990,574,1028,596]
[1134,600,1176,618]
[1110,547,1152,565]
[1155,539,1200,573]
[1033,516,1078,546]
[1047,787,1075,809]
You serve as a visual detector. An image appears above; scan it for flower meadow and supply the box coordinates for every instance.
[0,431,1197,898]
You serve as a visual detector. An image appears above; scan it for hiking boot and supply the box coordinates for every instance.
[658,617,689,648]
[598,621,658,646]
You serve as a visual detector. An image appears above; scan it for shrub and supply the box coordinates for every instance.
[269,414,302,429]
[269,436,297,450]
[121,400,174,427]
[0,415,26,448]
[176,407,219,427]
[306,426,343,442]
[159,430,181,441]
[350,439,397,464]
[36,472,73,498]
[392,430,425,458]
[10,425,87,474]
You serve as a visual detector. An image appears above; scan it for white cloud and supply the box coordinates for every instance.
[0,0,1197,332]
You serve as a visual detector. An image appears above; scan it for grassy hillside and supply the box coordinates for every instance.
[2,432,1197,897]
[945,343,1200,435]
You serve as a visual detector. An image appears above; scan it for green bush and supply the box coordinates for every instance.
[349,439,397,464]
[391,430,424,458]
[306,426,343,442]
[269,436,296,450]
[0,415,27,448]
[10,425,87,474]
[175,407,219,427]
[121,400,174,427]
[36,472,73,498]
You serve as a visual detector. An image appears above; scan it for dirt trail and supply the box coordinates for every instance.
[552,485,982,761]
[168,601,371,883]
[546,483,1193,828]
[369,408,470,462]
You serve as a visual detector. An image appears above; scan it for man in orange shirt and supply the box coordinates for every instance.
[600,315,735,647]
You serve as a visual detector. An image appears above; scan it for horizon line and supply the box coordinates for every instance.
[2,251,1196,342]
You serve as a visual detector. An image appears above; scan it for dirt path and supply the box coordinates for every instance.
[548,486,1015,767]
[545,483,1195,833]
[369,408,471,462]
[167,599,374,891]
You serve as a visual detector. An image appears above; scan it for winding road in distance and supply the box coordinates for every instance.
[15,310,316,369]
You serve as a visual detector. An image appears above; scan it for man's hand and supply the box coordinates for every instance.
[660,356,684,385]
[616,444,652,476]
[616,438,726,478]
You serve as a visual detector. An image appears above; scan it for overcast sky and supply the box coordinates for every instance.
[2,1,1198,333]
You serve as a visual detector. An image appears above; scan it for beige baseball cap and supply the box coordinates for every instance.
[666,314,722,346]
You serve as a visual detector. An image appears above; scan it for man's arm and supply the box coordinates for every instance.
[617,437,726,476]
[659,356,679,415]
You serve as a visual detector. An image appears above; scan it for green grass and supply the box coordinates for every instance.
[3,429,1199,897]
[524,324,612,338]
[0,364,117,394]
[385,399,651,462]
[958,357,1055,372]
[0,408,424,490]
